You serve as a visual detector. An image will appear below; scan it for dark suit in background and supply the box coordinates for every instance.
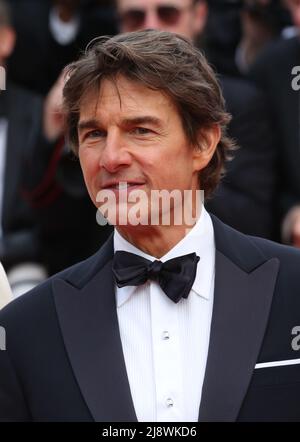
[206,76,278,239]
[1,215,300,421]
[202,0,242,76]
[0,82,42,270]
[7,0,117,95]
[249,36,300,223]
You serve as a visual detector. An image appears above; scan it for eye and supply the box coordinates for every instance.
[131,127,153,135]
[85,129,106,140]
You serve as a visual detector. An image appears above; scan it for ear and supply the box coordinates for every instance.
[192,124,221,172]
[0,26,16,61]
[191,0,208,37]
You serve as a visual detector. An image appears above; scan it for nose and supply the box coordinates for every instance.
[99,130,132,173]
[143,9,161,30]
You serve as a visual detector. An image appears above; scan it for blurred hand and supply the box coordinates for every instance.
[43,71,66,142]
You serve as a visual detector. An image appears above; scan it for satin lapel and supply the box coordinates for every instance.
[53,256,137,422]
[199,250,280,422]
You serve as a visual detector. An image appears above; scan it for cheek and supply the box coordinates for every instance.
[168,156,195,184]
[144,147,193,184]
[79,151,99,188]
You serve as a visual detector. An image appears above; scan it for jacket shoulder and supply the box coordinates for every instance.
[211,213,300,273]
[250,235,300,274]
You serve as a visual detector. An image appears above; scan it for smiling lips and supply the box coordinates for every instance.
[101,181,146,190]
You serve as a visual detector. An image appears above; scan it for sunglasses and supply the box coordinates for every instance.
[120,5,192,30]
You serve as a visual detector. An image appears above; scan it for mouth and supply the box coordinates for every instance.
[101,181,146,191]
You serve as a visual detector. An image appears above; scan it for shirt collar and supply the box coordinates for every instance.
[114,205,215,307]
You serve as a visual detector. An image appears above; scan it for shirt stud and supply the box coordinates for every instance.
[162,331,170,340]
[166,398,174,408]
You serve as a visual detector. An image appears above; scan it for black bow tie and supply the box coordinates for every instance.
[112,251,200,303]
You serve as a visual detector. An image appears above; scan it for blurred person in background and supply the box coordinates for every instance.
[203,0,243,76]
[116,0,278,239]
[0,0,47,295]
[280,0,300,37]
[7,0,114,276]
[249,0,300,247]
[0,0,111,294]
[236,0,291,74]
[7,0,117,95]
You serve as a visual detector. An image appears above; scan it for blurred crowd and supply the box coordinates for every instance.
[0,0,299,297]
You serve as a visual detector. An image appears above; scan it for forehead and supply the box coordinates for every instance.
[79,76,178,121]
[117,0,191,10]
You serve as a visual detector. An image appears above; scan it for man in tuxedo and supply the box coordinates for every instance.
[116,0,278,240]
[0,30,300,422]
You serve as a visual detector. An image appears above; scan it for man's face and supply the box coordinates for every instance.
[117,0,207,40]
[286,0,300,28]
[78,76,205,226]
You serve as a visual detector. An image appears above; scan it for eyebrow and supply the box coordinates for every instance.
[122,116,163,129]
[77,116,163,133]
[78,118,100,133]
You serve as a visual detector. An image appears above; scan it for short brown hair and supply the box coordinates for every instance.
[63,30,234,198]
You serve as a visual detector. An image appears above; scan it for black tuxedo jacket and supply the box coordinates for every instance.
[1,215,300,422]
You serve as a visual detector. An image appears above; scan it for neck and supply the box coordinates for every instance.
[116,205,202,258]
[55,5,77,22]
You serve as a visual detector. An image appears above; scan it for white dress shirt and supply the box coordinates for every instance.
[114,206,215,422]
